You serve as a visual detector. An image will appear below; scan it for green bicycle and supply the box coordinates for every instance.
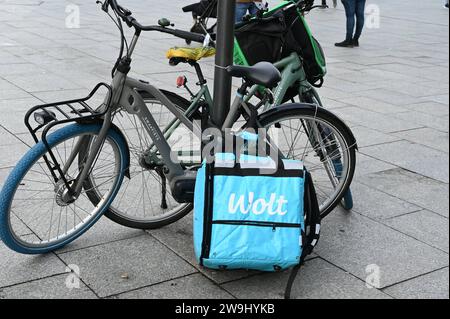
[98,0,357,229]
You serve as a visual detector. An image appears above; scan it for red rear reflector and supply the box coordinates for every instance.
[176,76,187,87]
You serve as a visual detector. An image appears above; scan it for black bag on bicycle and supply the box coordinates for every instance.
[234,1,327,87]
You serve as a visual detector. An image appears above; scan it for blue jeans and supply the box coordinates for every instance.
[235,3,259,23]
[342,0,366,41]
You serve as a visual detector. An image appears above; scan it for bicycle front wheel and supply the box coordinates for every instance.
[0,124,128,254]
[258,104,357,218]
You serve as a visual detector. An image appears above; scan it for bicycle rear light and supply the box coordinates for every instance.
[176,75,187,88]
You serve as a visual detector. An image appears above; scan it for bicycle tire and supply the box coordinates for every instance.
[301,91,355,213]
[257,103,357,219]
[0,124,129,254]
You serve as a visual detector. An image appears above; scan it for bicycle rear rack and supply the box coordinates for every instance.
[24,83,112,185]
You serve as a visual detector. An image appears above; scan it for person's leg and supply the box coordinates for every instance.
[344,0,357,41]
[335,0,356,47]
[235,3,250,23]
[353,0,366,45]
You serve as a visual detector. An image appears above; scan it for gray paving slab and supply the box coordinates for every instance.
[357,89,425,106]
[0,274,98,299]
[149,213,260,284]
[0,63,50,77]
[0,78,32,100]
[358,168,449,218]
[318,97,351,110]
[55,217,145,254]
[318,86,360,101]
[0,143,29,168]
[0,167,11,186]
[354,153,397,178]
[381,80,449,99]
[338,96,410,114]
[383,268,449,299]
[0,130,34,147]
[3,73,83,93]
[331,107,424,133]
[315,209,449,288]
[0,237,67,288]
[334,69,412,86]
[392,127,449,153]
[0,96,43,115]
[361,140,449,183]
[114,273,235,299]
[384,210,449,253]
[8,213,33,237]
[0,52,26,65]
[325,79,375,94]
[351,182,421,220]
[58,234,197,298]
[394,110,450,133]
[222,258,391,299]
[427,94,450,106]
[351,126,401,148]
[405,101,450,116]
[0,125,11,144]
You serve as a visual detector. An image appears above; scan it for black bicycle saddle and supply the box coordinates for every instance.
[227,62,282,88]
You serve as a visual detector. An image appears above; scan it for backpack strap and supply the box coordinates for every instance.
[285,170,322,299]
[302,170,322,258]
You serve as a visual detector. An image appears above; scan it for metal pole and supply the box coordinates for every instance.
[212,0,236,127]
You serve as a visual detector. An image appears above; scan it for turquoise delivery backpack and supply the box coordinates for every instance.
[194,149,321,298]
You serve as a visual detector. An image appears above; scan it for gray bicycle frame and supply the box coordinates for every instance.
[65,33,251,197]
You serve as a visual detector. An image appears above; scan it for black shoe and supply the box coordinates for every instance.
[352,39,360,47]
[335,40,354,48]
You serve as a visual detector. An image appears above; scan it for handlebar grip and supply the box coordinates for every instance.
[172,29,206,44]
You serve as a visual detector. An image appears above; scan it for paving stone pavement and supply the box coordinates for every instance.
[0,0,448,299]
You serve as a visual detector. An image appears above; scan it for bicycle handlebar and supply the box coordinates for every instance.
[101,0,207,44]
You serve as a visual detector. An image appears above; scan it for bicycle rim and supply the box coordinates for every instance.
[260,109,355,216]
[2,126,124,250]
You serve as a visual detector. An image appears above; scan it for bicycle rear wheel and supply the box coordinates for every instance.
[258,104,357,218]
[300,91,355,211]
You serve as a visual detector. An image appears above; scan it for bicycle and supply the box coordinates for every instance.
[0,0,357,254]
[182,0,355,211]
[103,0,354,228]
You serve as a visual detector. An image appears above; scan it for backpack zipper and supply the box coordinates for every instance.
[212,220,301,230]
